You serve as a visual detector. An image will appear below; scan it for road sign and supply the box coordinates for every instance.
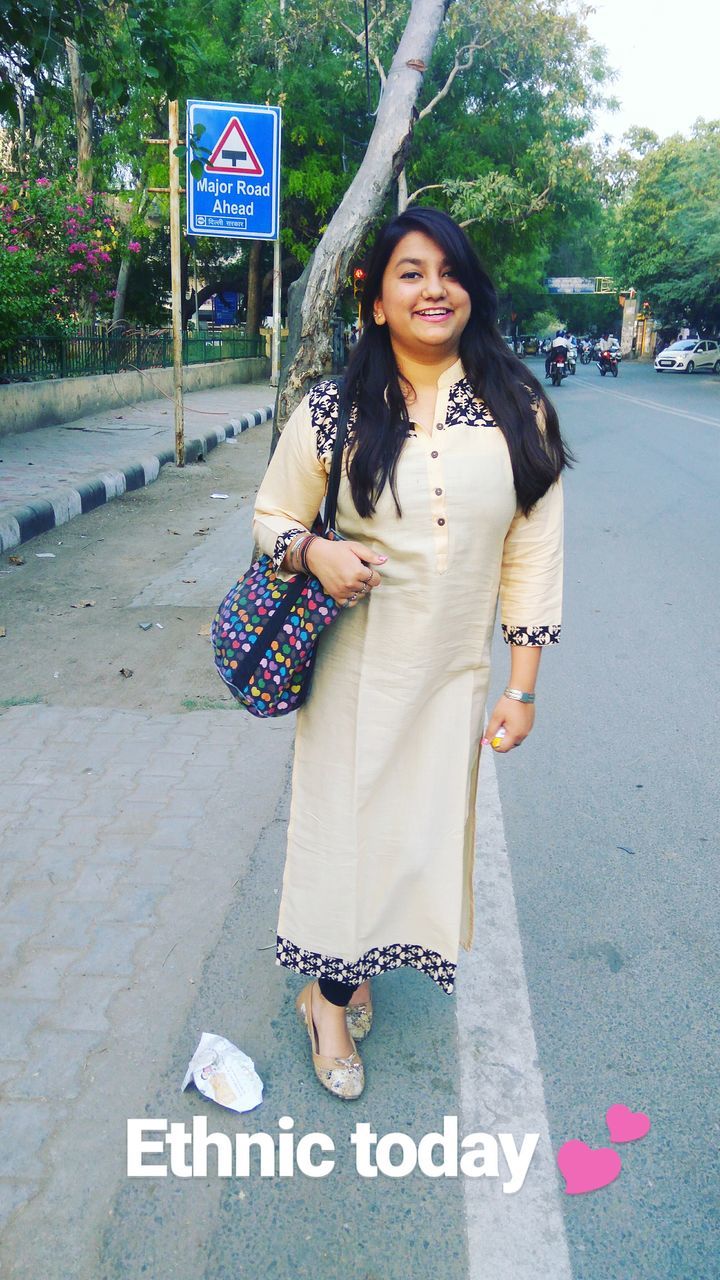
[186,100,281,240]
[213,291,239,324]
[546,277,597,295]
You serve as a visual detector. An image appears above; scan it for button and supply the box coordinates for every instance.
[436,423,444,431]
[437,517,445,526]
[435,487,443,496]
[431,450,439,459]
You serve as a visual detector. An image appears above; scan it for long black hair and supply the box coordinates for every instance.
[340,206,575,519]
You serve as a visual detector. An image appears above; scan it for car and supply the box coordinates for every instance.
[654,339,720,374]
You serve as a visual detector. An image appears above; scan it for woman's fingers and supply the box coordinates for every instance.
[356,567,382,590]
[346,541,388,567]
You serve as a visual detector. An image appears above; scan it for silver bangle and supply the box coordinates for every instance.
[504,687,535,703]
[286,532,309,570]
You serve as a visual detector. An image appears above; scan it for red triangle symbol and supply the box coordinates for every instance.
[206,118,264,176]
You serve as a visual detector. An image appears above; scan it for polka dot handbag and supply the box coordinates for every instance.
[211,402,349,717]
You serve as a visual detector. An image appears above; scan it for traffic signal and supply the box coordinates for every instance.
[353,268,366,299]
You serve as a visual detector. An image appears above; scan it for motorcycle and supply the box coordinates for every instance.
[597,350,619,377]
[547,348,569,387]
[579,341,593,365]
[567,346,577,375]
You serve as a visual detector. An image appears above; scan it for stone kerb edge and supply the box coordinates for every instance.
[0,406,274,553]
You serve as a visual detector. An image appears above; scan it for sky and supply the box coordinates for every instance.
[583,0,719,146]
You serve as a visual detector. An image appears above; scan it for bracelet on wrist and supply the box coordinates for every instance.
[286,532,309,571]
[300,534,318,573]
[503,687,535,703]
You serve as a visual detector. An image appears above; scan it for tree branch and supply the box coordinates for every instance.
[336,18,386,85]
[405,182,445,205]
[417,37,492,121]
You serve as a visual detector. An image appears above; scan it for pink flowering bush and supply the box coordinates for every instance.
[0,173,121,351]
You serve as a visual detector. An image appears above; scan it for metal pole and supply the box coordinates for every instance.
[270,0,285,387]
[271,233,282,385]
[193,246,200,333]
[168,100,185,467]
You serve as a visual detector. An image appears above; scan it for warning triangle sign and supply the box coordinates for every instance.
[206,118,264,176]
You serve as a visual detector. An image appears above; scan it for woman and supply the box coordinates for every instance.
[252,207,572,1100]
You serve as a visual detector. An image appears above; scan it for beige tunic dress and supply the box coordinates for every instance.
[252,358,563,994]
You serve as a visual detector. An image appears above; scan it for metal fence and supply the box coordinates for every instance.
[0,327,266,383]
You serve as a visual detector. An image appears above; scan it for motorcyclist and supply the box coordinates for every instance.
[597,332,614,368]
[545,329,570,376]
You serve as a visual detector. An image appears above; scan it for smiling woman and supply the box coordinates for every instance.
[252,207,575,1102]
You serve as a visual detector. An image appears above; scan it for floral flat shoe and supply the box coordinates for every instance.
[295,981,365,1100]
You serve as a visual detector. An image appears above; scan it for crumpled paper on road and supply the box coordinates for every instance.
[182,1032,263,1114]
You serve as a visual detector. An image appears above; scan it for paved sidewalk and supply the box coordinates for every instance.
[0,700,296,1278]
[0,381,274,553]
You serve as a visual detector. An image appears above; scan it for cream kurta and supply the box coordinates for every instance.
[252,359,563,994]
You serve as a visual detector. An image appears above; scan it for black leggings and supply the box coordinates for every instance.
[318,976,360,1006]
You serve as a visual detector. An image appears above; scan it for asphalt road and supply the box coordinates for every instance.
[0,359,717,1279]
[500,357,720,1279]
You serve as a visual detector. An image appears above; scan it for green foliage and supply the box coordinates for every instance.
[402,0,614,328]
[613,121,720,330]
[0,173,120,348]
[1,0,620,331]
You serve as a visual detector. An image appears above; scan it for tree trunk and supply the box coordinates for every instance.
[246,240,263,334]
[397,168,409,213]
[273,0,449,447]
[65,39,93,197]
[112,257,131,328]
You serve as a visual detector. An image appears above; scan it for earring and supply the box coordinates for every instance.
[374,311,385,325]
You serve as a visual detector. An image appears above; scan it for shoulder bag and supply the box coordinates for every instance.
[210,397,349,717]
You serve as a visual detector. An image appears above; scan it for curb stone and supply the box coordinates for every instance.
[0,406,273,554]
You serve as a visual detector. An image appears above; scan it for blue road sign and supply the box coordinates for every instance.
[186,101,281,240]
[213,291,239,324]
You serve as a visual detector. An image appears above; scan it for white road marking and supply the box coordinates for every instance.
[573,380,720,426]
[458,750,573,1280]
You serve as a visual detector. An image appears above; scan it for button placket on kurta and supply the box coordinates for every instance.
[418,376,453,574]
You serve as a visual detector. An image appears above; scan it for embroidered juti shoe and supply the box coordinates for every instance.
[295,981,365,1100]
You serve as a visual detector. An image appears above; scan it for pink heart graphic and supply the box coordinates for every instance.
[557,1139,622,1195]
[606,1103,651,1143]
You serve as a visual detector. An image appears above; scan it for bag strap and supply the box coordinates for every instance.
[322,385,350,534]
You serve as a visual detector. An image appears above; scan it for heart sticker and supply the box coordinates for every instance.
[557,1139,622,1195]
[606,1103,651,1143]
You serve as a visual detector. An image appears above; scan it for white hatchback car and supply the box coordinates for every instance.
[655,339,720,374]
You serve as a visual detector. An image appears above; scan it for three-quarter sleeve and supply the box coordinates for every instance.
[252,394,328,582]
[499,474,564,645]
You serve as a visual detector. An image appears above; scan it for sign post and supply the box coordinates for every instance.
[186,100,282,380]
[168,101,184,467]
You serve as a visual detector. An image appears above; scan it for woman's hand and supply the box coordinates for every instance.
[305,537,387,607]
[482,696,535,753]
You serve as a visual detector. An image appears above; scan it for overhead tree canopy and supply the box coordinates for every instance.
[612,120,720,332]
[2,0,621,351]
